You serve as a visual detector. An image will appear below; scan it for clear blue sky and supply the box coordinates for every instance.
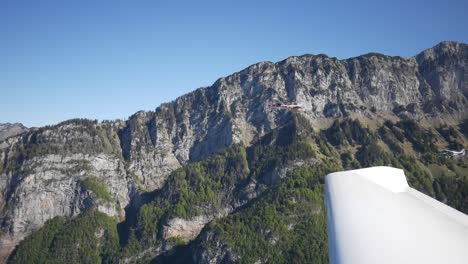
[2,0,467,127]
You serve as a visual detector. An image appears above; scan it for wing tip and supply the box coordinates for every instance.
[326,166,410,193]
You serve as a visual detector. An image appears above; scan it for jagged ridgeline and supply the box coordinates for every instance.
[1,41,467,263]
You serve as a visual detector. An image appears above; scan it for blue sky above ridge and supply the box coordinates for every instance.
[2,0,468,127]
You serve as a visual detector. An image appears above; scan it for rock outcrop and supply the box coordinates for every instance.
[0,123,27,142]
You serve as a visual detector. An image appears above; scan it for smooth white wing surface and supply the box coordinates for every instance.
[325,166,468,264]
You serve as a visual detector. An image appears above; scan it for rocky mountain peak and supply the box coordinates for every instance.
[416,41,467,60]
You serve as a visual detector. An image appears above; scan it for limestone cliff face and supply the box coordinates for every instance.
[0,41,467,260]
[0,121,131,260]
[119,41,467,191]
[416,41,468,117]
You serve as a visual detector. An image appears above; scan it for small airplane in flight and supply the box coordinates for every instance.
[439,148,465,158]
[267,99,303,110]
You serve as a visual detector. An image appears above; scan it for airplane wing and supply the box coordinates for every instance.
[325,166,468,264]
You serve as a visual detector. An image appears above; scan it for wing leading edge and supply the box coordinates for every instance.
[325,166,468,264]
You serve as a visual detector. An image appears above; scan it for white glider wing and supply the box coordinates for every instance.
[325,166,468,264]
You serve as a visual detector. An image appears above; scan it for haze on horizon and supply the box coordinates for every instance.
[2,0,468,127]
